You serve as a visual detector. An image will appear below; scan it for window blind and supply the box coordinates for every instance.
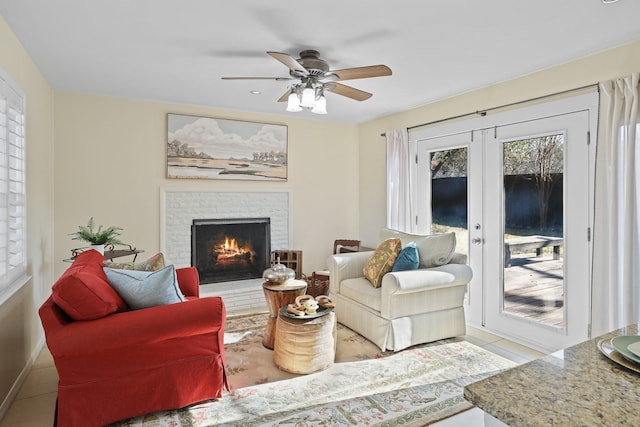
[0,70,26,292]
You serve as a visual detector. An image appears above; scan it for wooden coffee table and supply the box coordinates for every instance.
[261,279,307,349]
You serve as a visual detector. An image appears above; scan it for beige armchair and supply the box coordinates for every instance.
[327,229,472,351]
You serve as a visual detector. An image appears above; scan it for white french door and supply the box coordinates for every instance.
[413,93,597,352]
[414,132,483,324]
[482,111,590,350]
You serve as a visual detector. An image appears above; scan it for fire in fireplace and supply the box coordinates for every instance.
[191,218,271,284]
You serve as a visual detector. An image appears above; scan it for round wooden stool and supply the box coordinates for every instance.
[273,311,337,374]
[262,279,307,349]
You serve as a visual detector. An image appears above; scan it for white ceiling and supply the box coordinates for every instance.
[1,0,639,124]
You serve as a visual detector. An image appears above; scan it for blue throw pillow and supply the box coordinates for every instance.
[104,264,185,310]
[391,241,420,272]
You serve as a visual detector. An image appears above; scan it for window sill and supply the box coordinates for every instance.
[0,274,32,307]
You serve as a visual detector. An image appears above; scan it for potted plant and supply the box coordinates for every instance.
[71,217,124,255]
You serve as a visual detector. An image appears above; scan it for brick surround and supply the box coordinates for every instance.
[160,189,291,314]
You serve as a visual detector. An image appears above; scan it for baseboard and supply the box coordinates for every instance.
[466,322,552,354]
[0,334,46,421]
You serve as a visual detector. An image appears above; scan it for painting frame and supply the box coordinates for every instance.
[167,113,288,181]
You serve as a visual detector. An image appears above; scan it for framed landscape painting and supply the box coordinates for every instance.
[167,113,288,181]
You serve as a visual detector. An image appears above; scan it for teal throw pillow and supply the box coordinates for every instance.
[391,242,420,272]
[104,264,185,310]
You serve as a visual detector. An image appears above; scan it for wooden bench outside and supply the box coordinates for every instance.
[504,235,563,266]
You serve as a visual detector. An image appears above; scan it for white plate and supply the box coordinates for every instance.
[628,341,640,358]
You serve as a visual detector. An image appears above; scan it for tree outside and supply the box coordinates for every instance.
[431,148,467,179]
[503,134,563,231]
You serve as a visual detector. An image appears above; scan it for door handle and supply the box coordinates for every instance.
[471,238,483,245]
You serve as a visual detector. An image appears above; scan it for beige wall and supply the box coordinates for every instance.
[0,16,54,410]
[358,41,640,246]
[53,93,360,279]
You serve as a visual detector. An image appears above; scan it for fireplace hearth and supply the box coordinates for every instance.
[191,218,271,284]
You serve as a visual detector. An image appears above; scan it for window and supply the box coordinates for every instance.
[0,68,27,304]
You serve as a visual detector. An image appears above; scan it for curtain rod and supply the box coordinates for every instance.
[380,83,598,137]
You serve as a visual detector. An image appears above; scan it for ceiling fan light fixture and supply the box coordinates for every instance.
[225,50,392,117]
[286,90,302,112]
[300,88,316,108]
[311,94,327,114]
[300,80,316,108]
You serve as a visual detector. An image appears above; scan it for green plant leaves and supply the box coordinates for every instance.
[70,217,123,245]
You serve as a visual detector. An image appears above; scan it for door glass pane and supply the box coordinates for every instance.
[430,147,468,256]
[502,134,564,328]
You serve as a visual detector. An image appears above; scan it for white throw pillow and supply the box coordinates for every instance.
[104,264,185,310]
[379,228,456,268]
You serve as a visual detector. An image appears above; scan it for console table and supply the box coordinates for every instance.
[64,245,143,262]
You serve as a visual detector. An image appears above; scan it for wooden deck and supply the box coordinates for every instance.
[503,253,564,328]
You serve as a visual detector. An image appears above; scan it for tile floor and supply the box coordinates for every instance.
[0,346,58,427]
[0,325,546,427]
[432,326,546,426]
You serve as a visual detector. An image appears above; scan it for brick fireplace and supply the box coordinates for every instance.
[161,189,291,313]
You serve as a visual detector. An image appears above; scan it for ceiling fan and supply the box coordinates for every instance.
[222,50,392,114]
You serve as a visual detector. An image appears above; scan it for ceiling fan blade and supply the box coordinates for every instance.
[325,83,372,101]
[277,89,292,103]
[221,76,293,81]
[267,51,309,76]
[328,65,392,81]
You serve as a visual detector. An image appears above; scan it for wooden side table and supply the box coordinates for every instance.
[262,279,307,350]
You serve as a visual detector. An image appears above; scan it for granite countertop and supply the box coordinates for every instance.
[464,324,640,426]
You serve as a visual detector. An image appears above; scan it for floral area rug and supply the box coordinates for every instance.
[114,313,515,426]
[222,312,385,388]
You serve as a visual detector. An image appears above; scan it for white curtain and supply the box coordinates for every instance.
[386,129,412,231]
[591,73,640,336]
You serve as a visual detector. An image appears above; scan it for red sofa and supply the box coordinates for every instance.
[38,250,227,427]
